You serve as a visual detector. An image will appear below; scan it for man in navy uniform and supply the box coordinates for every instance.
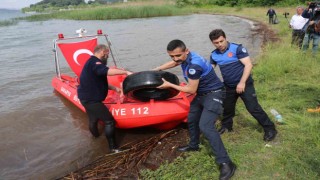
[155,39,236,180]
[266,7,277,24]
[77,44,131,153]
[209,29,277,142]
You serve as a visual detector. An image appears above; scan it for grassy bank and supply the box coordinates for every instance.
[21,5,189,21]
[20,0,186,21]
[0,19,18,27]
[18,1,319,179]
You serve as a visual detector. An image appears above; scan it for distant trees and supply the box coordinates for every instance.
[27,0,125,8]
[33,0,126,6]
[88,0,125,4]
[35,0,86,7]
[22,0,126,12]
[22,0,85,12]
[175,0,311,7]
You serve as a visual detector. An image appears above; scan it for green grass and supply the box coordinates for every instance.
[21,5,189,21]
[0,19,18,26]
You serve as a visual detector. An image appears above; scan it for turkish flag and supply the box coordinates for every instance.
[58,38,97,77]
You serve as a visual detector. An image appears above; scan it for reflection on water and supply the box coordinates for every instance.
[0,13,261,179]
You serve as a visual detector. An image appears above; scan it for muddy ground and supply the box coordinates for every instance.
[60,21,279,180]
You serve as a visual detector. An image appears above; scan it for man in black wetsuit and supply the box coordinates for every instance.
[77,44,131,153]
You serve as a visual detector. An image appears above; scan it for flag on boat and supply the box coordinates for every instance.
[58,38,97,76]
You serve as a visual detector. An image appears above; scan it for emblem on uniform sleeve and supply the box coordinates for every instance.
[188,68,196,75]
[242,48,247,53]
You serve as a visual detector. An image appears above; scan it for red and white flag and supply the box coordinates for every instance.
[58,38,97,77]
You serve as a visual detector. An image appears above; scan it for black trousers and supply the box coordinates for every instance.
[221,82,275,131]
[80,101,117,149]
[269,16,274,24]
[188,90,231,164]
[292,30,305,49]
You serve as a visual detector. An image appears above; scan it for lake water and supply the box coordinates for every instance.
[0,9,262,179]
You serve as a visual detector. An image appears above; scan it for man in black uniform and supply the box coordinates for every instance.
[77,44,131,153]
[266,8,277,24]
[209,29,277,142]
[156,40,236,180]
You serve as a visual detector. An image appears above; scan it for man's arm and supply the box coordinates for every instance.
[289,16,294,28]
[210,55,217,68]
[108,68,132,76]
[237,56,252,93]
[108,84,120,91]
[302,9,311,18]
[158,78,199,94]
[153,61,178,71]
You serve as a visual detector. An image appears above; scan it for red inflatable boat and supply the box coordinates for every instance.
[51,29,194,130]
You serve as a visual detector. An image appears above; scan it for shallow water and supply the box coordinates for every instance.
[0,10,262,179]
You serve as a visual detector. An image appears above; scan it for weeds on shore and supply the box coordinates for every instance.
[0,19,18,26]
[21,5,189,21]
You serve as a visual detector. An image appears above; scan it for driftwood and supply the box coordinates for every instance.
[59,129,181,179]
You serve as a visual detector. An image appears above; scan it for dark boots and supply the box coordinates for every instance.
[263,128,278,141]
[219,161,236,180]
[105,122,121,153]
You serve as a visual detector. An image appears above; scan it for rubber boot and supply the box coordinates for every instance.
[104,122,119,153]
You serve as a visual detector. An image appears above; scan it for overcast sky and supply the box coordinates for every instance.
[0,0,43,9]
[0,0,90,10]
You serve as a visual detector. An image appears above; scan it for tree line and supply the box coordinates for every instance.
[22,0,124,12]
[176,0,316,7]
[22,0,315,12]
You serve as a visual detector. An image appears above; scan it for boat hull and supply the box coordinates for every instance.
[52,75,194,130]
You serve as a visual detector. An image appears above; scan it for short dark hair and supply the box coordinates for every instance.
[167,39,186,51]
[209,29,226,41]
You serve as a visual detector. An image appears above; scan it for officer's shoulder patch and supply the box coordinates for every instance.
[188,68,196,75]
[242,47,247,53]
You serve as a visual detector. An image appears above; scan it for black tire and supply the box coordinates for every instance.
[123,71,180,101]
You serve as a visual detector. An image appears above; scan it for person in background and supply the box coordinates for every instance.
[301,2,320,56]
[290,6,308,48]
[266,7,277,24]
[208,29,277,142]
[77,44,132,153]
[155,39,236,180]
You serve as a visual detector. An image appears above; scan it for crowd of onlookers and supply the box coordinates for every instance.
[268,2,320,56]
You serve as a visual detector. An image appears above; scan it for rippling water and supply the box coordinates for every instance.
[0,9,261,179]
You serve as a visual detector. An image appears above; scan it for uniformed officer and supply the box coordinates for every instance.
[77,44,131,153]
[155,39,236,180]
[209,29,277,141]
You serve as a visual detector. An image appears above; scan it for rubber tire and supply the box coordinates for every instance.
[123,71,180,102]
